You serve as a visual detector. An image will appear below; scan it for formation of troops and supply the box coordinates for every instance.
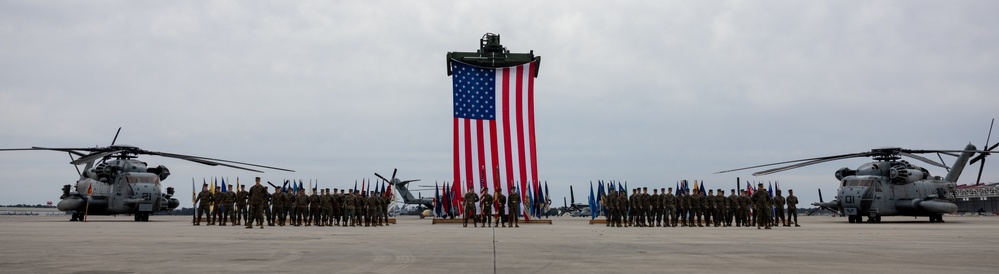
[190,178,801,230]
[193,177,392,229]
[599,183,800,229]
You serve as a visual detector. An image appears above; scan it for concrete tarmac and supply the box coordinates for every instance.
[0,215,996,273]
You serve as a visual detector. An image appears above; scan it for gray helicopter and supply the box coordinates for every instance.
[0,128,294,221]
[717,142,996,223]
[374,168,433,209]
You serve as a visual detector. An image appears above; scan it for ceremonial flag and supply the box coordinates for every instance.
[353,180,357,193]
[221,178,228,193]
[451,60,541,218]
[434,183,441,218]
[700,181,706,196]
[598,181,606,217]
[589,181,596,220]
[451,181,463,215]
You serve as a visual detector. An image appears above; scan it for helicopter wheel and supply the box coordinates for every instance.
[70,212,80,221]
[847,215,856,223]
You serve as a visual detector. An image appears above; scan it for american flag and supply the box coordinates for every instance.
[451,60,539,216]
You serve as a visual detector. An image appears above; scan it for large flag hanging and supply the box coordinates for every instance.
[451,60,540,216]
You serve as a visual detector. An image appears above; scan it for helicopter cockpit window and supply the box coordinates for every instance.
[843,179,876,188]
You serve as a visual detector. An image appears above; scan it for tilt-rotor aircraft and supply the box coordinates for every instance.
[0,128,294,221]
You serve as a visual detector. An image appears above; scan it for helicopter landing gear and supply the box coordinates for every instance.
[134,212,150,222]
[848,215,859,223]
[929,214,944,223]
[867,215,881,223]
[70,212,82,221]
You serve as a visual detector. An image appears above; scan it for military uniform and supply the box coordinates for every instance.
[235,187,248,225]
[322,190,334,226]
[463,190,479,227]
[786,190,799,227]
[209,189,223,225]
[751,185,772,229]
[344,191,356,226]
[739,191,751,227]
[639,189,651,227]
[616,190,628,227]
[601,191,614,227]
[727,191,738,227]
[247,180,267,229]
[223,189,236,226]
[262,188,273,226]
[495,191,508,227]
[295,191,309,226]
[663,190,675,227]
[332,189,343,226]
[194,187,212,226]
[271,188,285,226]
[508,190,521,227]
[480,190,493,227]
[773,191,786,227]
[651,190,662,227]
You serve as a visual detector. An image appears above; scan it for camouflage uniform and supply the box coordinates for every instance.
[344,191,356,226]
[211,190,224,225]
[508,190,521,227]
[262,188,273,226]
[616,190,629,227]
[332,189,342,226]
[773,190,786,227]
[651,190,662,227]
[309,191,322,226]
[322,190,334,226]
[676,192,688,227]
[601,191,613,226]
[271,188,285,226]
[663,189,675,227]
[462,190,479,227]
[295,191,309,226]
[727,191,738,227]
[480,190,493,227]
[701,189,717,227]
[194,188,212,226]
[247,181,267,229]
[786,191,799,227]
[223,189,236,226]
[495,191,507,227]
[751,185,772,229]
[235,187,248,225]
[739,191,752,227]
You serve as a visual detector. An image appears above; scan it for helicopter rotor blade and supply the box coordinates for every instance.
[715,152,868,174]
[165,155,264,173]
[401,179,421,184]
[71,150,123,165]
[375,173,390,183]
[148,151,294,172]
[936,153,951,172]
[898,152,949,169]
[68,152,81,176]
[391,168,397,181]
[749,153,868,176]
[110,127,122,146]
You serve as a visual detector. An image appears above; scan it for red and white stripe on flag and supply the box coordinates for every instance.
[451,60,539,215]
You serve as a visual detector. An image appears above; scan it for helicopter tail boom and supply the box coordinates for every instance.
[943,143,977,182]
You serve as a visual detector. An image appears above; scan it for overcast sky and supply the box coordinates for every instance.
[1,1,997,207]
